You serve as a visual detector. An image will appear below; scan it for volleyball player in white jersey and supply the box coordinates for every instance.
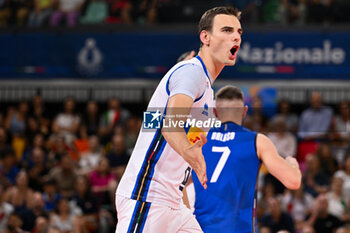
[115,6,243,233]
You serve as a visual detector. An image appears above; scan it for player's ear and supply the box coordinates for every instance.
[242,105,248,119]
[200,30,210,46]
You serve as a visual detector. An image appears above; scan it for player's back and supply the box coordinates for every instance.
[193,122,260,233]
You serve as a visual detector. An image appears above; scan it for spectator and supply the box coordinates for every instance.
[32,215,49,233]
[80,0,108,24]
[4,170,35,213]
[8,0,33,27]
[326,176,349,220]
[260,226,272,233]
[17,192,48,231]
[48,198,80,232]
[20,133,46,170]
[105,0,132,24]
[25,117,41,146]
[70,175,100,233]
[124,116,141,154]
[281,183,314,231]
[5,102,29,159]
[1,149,19,185]
[28,0,54,27]
[298,92,333,140]
[260,197,295,233]
[130,0,157,24]
[0,183,14,232]
[48,154,78,197]
[98,97,129,144]
[0,0,11,27]
[41,179,61,213]
[0,127,10,157]
[303,154,330,197]
[261,0,284,23]
[289,0,307,25]
[47,135,74,166]
[78,135,103,175]
[50,0,85,27]
[257,182,277,220]
[335,227,347,233]
[79,100,100,139]
[307,0,326,23]
[306,194,343,233]
[248,96,269,133]
[27,147,49,192]
[225,0,259,23]
[330,101,350,144]
[52,98,80,146]
[301,225,315,233]
[30,95,50,139]
[3,213,27,233]
[316,143,338,176]
[273,99,299,133]
[334,154,350,202]
[106,134,129,181]
[89,157,117,209]
[268,116,297,158]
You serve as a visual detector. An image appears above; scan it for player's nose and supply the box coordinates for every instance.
[232,31,241,43]
[232,32,241,42]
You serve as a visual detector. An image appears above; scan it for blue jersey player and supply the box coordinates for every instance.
[192,85,302,233]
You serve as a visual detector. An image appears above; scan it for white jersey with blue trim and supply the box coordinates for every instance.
[116,56,215,209]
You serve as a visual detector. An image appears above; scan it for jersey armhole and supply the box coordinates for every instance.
[255,133,262,163]
[194,88,206,103]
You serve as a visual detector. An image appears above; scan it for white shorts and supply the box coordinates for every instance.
[115,195,203,233]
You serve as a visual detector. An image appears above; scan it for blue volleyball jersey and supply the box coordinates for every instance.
[193,122,261,233]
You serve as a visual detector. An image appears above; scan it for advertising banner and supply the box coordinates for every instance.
[0,31,348,79]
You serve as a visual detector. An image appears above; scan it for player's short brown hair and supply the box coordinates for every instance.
[198,6,241,47]
[215,85,244,101]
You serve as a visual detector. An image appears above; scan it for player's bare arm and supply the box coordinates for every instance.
[257,133,301,190]
[161,94,208,189]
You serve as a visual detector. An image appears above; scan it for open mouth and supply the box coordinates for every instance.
[230,45,239,57]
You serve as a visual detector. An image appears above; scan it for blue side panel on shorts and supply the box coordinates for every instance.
[127,200,151,233]
[138,202,151,233]
[139,139,167,201]
[131,128,163,200]
[131,104,169,202]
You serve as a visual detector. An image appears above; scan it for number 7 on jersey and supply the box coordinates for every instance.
[210,146,231,183]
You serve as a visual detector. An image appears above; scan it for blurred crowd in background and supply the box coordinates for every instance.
[0,91,349,233]
[0,0,350,28]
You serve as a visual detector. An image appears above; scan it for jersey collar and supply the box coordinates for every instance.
[195,55,213,85]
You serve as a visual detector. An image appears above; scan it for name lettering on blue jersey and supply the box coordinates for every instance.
[211,132,235,142]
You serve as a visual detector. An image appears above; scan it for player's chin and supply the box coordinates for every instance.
[225,59,236,66]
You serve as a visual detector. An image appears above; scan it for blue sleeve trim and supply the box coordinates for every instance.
[165,64,190,96]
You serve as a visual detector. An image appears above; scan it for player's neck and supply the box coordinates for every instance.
[220,117,242,126]
[197,51,224,81]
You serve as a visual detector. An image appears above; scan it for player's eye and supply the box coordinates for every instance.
[222,28,232,33]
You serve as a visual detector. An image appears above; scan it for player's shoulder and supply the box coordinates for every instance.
[256,133,275,155]
[169,59,207,85]
[174,58,204,75]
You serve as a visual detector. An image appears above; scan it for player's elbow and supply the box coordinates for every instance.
[285,171,302,190]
